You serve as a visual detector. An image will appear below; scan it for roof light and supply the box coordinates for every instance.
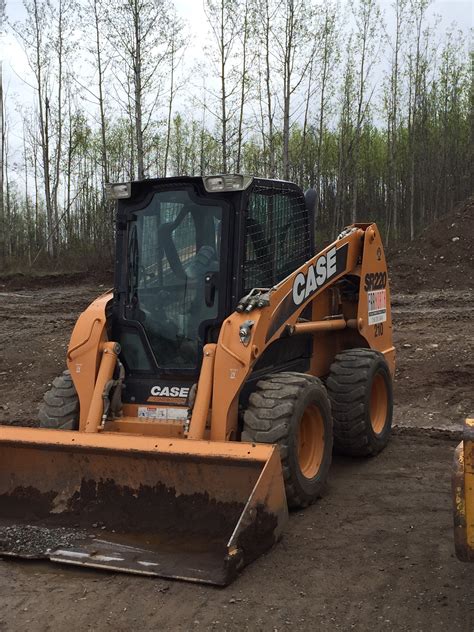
[203,174,253,193]
[105,182,131,200]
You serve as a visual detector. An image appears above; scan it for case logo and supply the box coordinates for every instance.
[150,386,190,398]
[292,246,338,306]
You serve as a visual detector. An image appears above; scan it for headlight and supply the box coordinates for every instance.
[203,174,253,192]
[105,182,131,200]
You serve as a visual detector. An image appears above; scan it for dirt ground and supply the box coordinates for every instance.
[0,435,470,632]
[0,202,473,631]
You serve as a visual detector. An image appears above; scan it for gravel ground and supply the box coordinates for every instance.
[0,525,89,557]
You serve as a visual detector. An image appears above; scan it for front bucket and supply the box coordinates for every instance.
[0,426,287,585]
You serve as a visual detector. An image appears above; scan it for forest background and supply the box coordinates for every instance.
[0,0,472,269]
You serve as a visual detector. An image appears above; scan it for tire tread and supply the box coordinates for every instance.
[38,370,79,430]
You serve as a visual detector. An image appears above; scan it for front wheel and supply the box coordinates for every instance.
[242,372,333,509]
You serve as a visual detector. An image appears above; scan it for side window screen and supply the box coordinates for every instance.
[243,186,310,293]
[245,194,271,289]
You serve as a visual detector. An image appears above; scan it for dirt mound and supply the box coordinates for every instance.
[0,268,113,291]
[388,197,473,293]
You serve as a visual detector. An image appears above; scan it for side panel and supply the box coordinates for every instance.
[309,224,395,379]
[357,225,395,375]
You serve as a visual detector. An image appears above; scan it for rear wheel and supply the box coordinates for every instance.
[327,348,393,456]
[242,372,333,509]
[38,370,79,430]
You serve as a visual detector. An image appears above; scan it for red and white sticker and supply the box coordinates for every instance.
[368,289,387,325]
[138,406,188,422]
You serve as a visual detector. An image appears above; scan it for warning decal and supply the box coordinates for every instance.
[368,289,387,325]
[138,406,188,422]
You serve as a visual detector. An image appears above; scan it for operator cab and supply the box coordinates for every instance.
[109,175,314,403]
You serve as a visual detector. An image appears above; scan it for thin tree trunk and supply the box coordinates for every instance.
[220,1,227,172]
[164,37,176,176]
[93,0,109,185]
[134,0,144,180]
[282,2,294,181]
[236,0,249,173]
[32,0,54,257]
[264,0,274,177]
[22,119,32,264]
[52,0,64,257]
[316,10,333,214]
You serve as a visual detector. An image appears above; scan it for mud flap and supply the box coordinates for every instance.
[452,417,474,562]
[0,427,288,585]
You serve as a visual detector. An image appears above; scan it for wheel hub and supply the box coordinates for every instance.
[298,404,324,479]
[370,373,388,434]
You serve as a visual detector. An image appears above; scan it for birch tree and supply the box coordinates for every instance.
[203,0,243,172]
[406,0,431,240]
[350,0,382,222]
[269,0,314,180]
[384,0,408,241]
[14,0,55,255]
[314,4,338,212]
[104,0,177,180]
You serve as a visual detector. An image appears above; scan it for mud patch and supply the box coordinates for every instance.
[0,486,56,521]
[234,504,279,568]
[0,479,245,546]
[68,478,245,545]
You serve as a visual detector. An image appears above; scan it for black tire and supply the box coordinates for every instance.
[38,370,79,430]
[242,372,333,509]
[327,348,393,457]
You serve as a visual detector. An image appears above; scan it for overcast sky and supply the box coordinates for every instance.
[1,0,472,161]
[3,0,472,87]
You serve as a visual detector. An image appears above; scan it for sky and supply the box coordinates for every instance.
[1,0,472,166]
[2,0,472,91]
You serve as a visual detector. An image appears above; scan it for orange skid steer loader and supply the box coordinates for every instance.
[0,175,395,585]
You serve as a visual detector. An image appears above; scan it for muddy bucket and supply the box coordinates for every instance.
[0,426,288,585]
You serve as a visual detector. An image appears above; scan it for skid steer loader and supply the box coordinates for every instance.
[0,175,395,585]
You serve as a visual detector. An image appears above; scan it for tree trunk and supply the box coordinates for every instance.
[134,0,145,180]
[236,0,249,174]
